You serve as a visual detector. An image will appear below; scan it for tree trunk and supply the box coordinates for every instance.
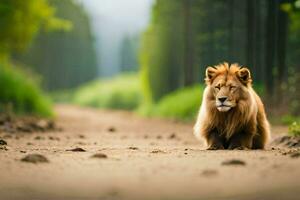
[277,7,288,87]
[265,0,278,96]
[255,0,263,82]
[246,0,256,78]
[228,0,235,61]
[183,0,194,86]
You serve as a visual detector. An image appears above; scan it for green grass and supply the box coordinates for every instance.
[71,73,142,110]
[289,122,300,136]
[281,114,300,125]
[139,85,204,121]
[56,74,203,121]
[0,62,53,117]
[253,83,264,97]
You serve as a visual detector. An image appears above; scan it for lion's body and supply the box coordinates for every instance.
[194,63,270,150]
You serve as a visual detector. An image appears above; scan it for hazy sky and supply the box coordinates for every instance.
[82,0,153,33]
[79,0,154,76]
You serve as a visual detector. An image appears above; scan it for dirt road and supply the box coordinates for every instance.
[0,105,299,200]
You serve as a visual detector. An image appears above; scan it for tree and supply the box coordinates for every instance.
[15,0,98,90]
[120,35,139,72]
[183,0,194,86]
[0,0,71,60]
[140,0,184,102]
[141,0,299,113]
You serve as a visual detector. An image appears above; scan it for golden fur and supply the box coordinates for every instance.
[194,62,270,150]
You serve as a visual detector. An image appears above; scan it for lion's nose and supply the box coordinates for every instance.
[218,97,227,103]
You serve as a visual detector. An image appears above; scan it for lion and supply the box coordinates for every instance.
[193,62,270,150]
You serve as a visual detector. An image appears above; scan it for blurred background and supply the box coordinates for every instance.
[0,0,299,131]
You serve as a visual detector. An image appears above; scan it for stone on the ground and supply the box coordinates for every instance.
[151,149,166,154]
[271,136,300,148]
[66,147,86,152]
[91,153,108,159]
[169,133,176,139]
[222,159,246,166]
[108,127,116,132]
[128,147,139,150]
[201,169,218,177]
[21,154,49,163]
[0,139,7,145]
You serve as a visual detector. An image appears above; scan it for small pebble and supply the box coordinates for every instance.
[78,135,85,139]
[21,154,49,163]
[0,139,7,145]
[222,159,246,166]
[34,136,44,140]
[49,136,60,141]
[169,133,176,139]
[91,153,108,159]
[201,169,218,177]
[66,147,86,152]
[128,147,139,150]
[0,146,8,151]
[151,149,166,154]
[108,127,116,132]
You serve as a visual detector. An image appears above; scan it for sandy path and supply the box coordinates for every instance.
[0,105,299,200]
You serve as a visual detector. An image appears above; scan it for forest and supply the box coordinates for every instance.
[0,0,299,123]
[141,0,300,115]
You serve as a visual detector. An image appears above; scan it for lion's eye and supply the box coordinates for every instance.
[230,86,236,90]
[215,85,220,90]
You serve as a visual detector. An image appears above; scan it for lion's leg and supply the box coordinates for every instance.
[206,130,225,150]
[253,112,270,149]
[252,135,264,149]
[228,132,254,150]
[228,121,256,150]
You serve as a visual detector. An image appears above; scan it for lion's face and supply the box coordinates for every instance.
[205,63,252,112]
[212,75,239,112]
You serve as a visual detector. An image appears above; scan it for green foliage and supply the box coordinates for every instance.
[286,67,300,116]
[140,0,184,102]
[141,0,300,120]
[281,115,300,125]
[0,0,71,57]
[153,85,203,120]
[289,122,300,136]
[55,77,203,121]
[15,0,97,90]
[139,85,204,121]
[120,34,139,72]
[0,62,53,117]
[72,74,141,110]
[253,84,265,97]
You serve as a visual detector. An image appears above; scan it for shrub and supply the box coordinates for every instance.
[289,122,300,136]
[139,85,204,121]
[281,115,300,125]
[0,62,53,117]
[72,74,142,110]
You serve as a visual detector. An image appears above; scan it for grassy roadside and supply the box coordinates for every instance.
[0,62,53,117]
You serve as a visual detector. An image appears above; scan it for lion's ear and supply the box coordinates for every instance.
[236,68,252,85]
[205,66,217,84]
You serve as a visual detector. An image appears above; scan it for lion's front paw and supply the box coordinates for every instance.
[207,144,225,150]
[228,145,249,150]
